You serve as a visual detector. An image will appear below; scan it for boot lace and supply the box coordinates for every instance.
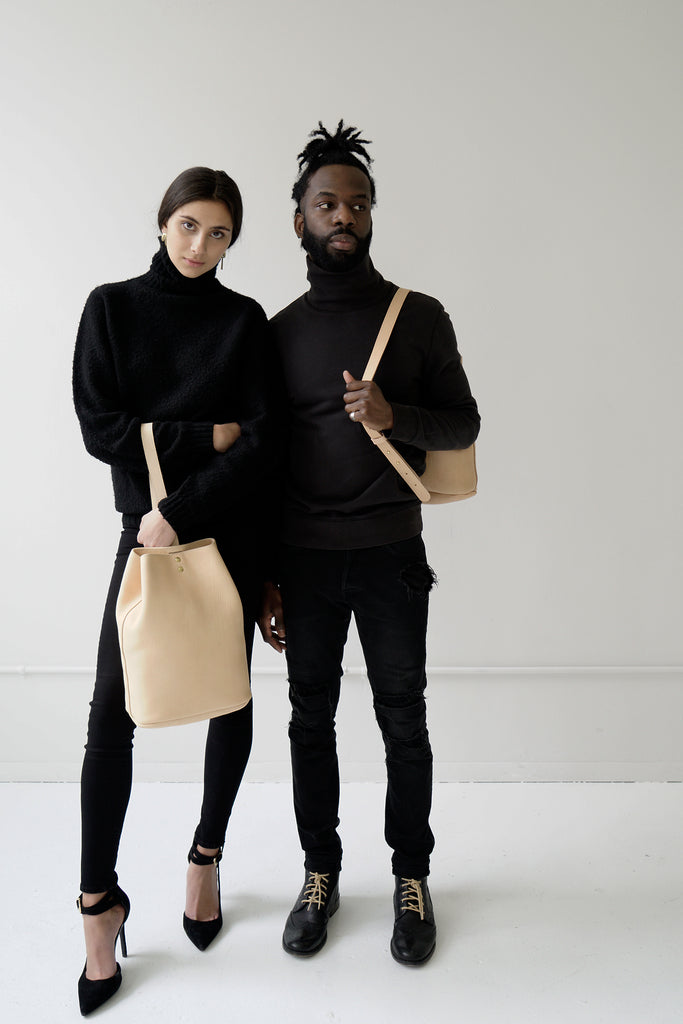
[301,872,331,909]
[399,878,425,919]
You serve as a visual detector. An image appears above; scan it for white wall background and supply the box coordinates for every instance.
[1,0,681,781]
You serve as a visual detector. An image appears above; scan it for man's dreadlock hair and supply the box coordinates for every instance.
[292,119,376,212]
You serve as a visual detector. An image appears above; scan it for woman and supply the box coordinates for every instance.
[72,167,273,1015]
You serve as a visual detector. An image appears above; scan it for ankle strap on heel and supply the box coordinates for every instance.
[77,884,129,917]
[187,843,223,867]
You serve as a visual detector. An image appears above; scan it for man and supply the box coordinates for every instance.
[259,121,480,965]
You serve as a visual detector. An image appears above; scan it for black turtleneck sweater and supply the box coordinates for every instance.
[270,256,480,549]
[73,244,273,540]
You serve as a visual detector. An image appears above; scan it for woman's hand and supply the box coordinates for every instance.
[137,509,177,547]
[258,581,286,653]
[213,422,242,452]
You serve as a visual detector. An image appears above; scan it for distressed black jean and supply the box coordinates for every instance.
[279,535,436,879]
[80,518,257,893]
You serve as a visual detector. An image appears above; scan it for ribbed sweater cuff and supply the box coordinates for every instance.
[157,491,192,534]
[181,422,215,456]
[156,425,215,533]
[386,404,420,446]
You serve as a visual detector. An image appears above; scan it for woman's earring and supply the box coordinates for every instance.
[220,252,226,270]
[161,233,167,243]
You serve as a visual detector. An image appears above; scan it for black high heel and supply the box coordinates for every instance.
[183,843,223,950]
[77,885,130,1016]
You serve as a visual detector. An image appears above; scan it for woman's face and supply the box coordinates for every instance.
[162,199,233,278]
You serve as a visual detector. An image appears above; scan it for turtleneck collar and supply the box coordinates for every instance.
[145,240,223,297]
[305,255,389,312]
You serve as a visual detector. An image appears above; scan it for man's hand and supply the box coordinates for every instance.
[342,370,394,432]
[258,581,286,653]
[213,422,242,452]
[137,509,177,547]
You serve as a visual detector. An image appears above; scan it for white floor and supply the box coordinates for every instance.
[4,781,682,1024]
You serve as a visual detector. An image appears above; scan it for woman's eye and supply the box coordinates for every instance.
[211,230,225,239]
[181,221,194,230]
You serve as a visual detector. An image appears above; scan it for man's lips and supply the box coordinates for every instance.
[328,234,357,251]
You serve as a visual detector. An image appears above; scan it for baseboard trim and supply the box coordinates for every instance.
[2,762,682,784]
[2,664,682,676]
[2,666,681,783]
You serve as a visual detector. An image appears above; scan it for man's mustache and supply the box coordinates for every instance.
[328,228,359,240]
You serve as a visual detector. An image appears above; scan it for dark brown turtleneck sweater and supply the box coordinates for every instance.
[270,256,480,549]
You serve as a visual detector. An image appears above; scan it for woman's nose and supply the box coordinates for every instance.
[191,234,207,253]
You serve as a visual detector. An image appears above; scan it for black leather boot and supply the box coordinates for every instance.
[390,877,436,966]
[282,870,340,956]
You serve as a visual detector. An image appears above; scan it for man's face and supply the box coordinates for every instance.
[295,164,373,272]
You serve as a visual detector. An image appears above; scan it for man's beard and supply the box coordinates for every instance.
[301,223,373,273]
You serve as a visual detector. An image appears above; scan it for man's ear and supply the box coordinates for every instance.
[294,211,304,238]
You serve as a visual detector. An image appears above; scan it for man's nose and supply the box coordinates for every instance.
[332,203,356,227]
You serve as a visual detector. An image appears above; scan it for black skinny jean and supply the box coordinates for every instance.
[279,535,436,880]
[80,517,258,893]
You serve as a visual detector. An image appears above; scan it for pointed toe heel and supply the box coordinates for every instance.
[78,962,122,1016]
[77,885,130,1015]
[182,911,222,951]
[183,843,223,951]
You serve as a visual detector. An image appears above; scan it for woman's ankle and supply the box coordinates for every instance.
[80,890,108,909]
[195,845,220,857]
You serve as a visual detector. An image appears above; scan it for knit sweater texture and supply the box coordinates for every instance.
[73,243,274,540]
[270,255,480,549]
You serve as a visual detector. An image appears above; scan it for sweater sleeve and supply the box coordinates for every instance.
[157,306,276,534]
[72,288,215,474]
[387,307,480,451]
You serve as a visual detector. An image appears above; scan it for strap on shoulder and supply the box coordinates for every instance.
[361,287,410,381]
[359,288,431,503]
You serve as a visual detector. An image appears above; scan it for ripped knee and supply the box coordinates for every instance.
[374,693,431,756]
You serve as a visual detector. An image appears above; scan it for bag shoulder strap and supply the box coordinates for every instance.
[359,289,431,503]
[140,423,180,544]
[140,422,168,509]
[361,287,411,381]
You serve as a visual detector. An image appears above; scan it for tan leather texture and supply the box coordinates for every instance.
[115,424,251,728]
[361,290,477,504]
